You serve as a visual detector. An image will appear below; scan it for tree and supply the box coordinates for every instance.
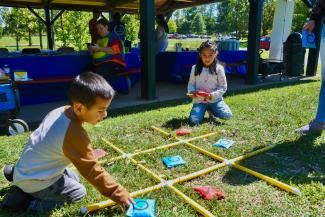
[54,11,91,50]
[21,9,39,46]
[168,19,177,33]
[262,0,276,36]
[122,14,140,44]
[216,0,249,38]
[2,8,24,50]
[292,1,309,32]
[192,13,206,34]
[55,12,71,47]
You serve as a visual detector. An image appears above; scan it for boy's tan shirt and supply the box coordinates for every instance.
[62,114,129,204]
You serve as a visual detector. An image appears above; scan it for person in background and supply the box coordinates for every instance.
[88,18,126,82]
[296,0,325,134]
[89,9,101,44]
[156,14,169,53]
[187,40,233,125]
[109,12,126,42]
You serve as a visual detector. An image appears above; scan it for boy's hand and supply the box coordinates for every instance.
[121,197,135,208]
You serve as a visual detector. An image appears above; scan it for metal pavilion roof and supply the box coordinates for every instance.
[0,0,223,13]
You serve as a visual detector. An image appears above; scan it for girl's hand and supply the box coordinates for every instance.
[188,91,197,98]
[303,20,315,32]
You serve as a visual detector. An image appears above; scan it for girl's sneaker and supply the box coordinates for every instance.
[295,120,324,134]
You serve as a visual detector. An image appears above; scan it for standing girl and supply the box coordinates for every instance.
[155,14,169,53]
[188,40,232,125]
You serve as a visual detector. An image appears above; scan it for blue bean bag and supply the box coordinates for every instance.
[162,155,186,169]
[126,198,156,217]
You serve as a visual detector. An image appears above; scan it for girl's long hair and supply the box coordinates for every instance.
[156,14,169,33]
[195,40,218,76]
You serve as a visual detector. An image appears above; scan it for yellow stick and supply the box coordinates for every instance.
[82,161,227,215]
[98,132,217,165]
[151,126,300,195]
[101,138,216,217]
[80,183,164,215]
[172,162,227,184]
[83,127,299,215]
[169,185,215,217]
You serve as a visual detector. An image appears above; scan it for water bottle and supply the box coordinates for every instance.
[3,64,10,76]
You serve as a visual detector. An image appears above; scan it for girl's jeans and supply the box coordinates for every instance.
[189,100,233,125]
[316,27,325,122]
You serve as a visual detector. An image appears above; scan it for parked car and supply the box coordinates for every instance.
[200,35,211,39]
[187,34,199,38]
[260,36,271,50]
[167,34,175,39]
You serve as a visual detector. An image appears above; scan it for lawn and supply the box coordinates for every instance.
[0,36,48,51]
[0,80,324,217]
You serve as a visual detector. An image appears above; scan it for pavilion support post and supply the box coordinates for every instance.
[306,19,324,76]
[246,0,264,84]
[44,6,53,50]
[140,0,156,100]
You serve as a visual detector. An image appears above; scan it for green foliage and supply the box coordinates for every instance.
[0,2,315,50]
[54,11,91,50]
[292,1,310,32]
[168,19,177,33]
[121,14,140,44]
[262,0,276,36]
[215,0,249,38]
[191,13,206,35]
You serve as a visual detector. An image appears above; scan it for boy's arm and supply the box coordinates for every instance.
[209,64,227,100]
[62,123,130,204]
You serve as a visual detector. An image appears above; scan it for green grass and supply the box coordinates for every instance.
[0,36,48,51]
[1,81,325,216]
[167,39,215,51]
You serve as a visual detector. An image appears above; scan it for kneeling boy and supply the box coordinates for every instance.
[2,72,132,211]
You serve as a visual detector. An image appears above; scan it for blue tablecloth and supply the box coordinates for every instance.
[156,51,199,83]
[0,52,141,105]
[156,50,248,83]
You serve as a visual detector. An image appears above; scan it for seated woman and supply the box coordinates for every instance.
[88,18,126,81]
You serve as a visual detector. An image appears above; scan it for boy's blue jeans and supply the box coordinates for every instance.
[316,29,325,123]
[189,100,233,125]
[29,168,86,210]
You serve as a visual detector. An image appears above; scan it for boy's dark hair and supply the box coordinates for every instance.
[96,18,109,27]
[68,72,115,108]
[195,40,218,76]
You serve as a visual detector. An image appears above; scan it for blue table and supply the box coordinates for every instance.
[156,51,198,83]
[156,50,248,83]
[0,52,141,105]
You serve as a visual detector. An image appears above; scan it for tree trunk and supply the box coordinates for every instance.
[28,29,32,46]
[16,34,19,51]
[50,10,55,48]
[39,20,43,49]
